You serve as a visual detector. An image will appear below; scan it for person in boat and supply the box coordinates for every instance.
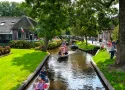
[58,44,65,56]
[33,78,39,90]
[37,78,45,90]
[39,68,47,82]
[63,43,68,55]
[58,42,68,55]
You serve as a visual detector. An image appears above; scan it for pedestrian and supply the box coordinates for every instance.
[109,44,116,59]
[91,37,94,44]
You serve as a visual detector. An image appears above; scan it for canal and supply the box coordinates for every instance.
[26,47,106,90]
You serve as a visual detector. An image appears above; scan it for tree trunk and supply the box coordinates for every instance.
[115,0,125,66]
[42,38,49,52]
[85,33,88,45]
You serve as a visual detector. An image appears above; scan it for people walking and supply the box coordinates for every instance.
[109,43,116,59]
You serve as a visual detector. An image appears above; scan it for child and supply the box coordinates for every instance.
[33,78,39,90]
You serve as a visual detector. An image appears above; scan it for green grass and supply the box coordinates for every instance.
[93,50,125,90]
[0,49,48,90]
[76,41,97,50]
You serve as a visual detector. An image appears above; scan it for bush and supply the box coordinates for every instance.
[34,46,43,51]
[5,46,11,53]
[9,40,33,49]
[34,42,41,47]
[8,40,16,48]
[48,41,57,49]
[0,46,11,56]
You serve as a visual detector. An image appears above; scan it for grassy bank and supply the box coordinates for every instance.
[93,50,125,90]
[76,41,97,50]
[0,49,48,90]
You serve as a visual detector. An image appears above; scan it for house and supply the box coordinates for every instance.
[98,27,114,44]
[0,16,37,43]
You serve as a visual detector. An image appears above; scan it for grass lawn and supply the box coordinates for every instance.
[76,41,97,50]
[93,50,125,90]
[0,49,48,90]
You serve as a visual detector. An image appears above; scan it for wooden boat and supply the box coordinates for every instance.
[33,75,50,90]
[70,44,78,49]
[58,54,69,60]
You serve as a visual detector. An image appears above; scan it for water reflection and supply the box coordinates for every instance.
[46,49,106,90]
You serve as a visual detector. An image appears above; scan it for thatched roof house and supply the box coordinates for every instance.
[11,16,37,30]
[11,16,37,40]
[0,16,37,43]
[0,17,20,34]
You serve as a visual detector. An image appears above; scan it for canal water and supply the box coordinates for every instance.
[26,47,106,90]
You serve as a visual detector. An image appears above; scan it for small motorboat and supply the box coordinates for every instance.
[70,44,78,50]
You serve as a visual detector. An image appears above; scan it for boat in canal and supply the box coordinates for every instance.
[58,54,69,60]
[70,44,78,50]
[33,76,50,90]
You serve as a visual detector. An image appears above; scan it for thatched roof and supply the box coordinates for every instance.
[11,16,37,30]
[0,17,20,34]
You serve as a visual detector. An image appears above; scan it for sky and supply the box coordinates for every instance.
[0,0,25,3]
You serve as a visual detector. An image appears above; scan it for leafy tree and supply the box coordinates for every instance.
[112,25,119,40]
[0,2,21,16]
[68,0,99,45]
[0,1,31,16]
[115,0,125,65]
[26,0,71,51]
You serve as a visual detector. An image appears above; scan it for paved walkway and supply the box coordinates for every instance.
[87,40,111,51]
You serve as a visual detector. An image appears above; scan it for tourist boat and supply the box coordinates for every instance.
[33,75,50,90]
[70,44,78,50]
[58,54,69,60]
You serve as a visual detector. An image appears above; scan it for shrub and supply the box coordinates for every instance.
[0,46,11,55]
[9,40,16,48]
[34,45,43,51]
[5,46,11,53]
[9,40,33,49]
[34,42,41,47]
[48,41,57,49]
[1,48,5,54]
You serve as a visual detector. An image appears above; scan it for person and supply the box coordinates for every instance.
[91,37,94,44]
[33,78,39,90]
[39,68,47,81]
[63,44,68,55]
[58,42,67,56]
[99,38,102,47]
[109,44,116,59]
[37,78,44,90]
[58,45,65,56]
[112,40,116,49]
[99,38,102,43]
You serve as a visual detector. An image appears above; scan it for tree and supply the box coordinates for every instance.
[26,0,71,51]
[69,0,99,45]
[96,0,125,66]
[115,0,125,65]
[112,25,119,40]
[0,1,31,16]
